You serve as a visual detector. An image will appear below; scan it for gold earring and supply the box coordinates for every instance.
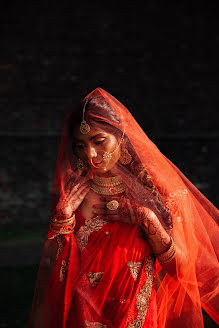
[119,146,132,165]
[77,158,86,171]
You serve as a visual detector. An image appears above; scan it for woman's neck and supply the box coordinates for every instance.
[92,171,116,178]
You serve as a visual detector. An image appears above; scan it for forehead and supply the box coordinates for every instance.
[73,125,108,142]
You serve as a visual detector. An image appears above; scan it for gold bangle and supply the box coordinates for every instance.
[159,250,175,264]
[156,237,176,263]
[49,219,76,235]
[50,213,76,225]
[50,219,75,227]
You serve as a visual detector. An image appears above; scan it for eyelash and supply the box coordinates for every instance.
[76,139,105,149]
[95,139,105,145]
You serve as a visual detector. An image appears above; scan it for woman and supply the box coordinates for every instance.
[29,88,219,328]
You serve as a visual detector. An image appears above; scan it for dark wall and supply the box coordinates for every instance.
[0,2,218,327]
[1,2,218,228]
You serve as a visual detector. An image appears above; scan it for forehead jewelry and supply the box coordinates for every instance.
[80,98,90,134]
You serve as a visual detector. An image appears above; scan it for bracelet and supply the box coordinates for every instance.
[49,226,75,235]
[156,237,176,264]
[49,213,76,235]
[50,213,76,226]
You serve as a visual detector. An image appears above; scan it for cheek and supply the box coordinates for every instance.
[106,135,119,151]
[106,136,121,163]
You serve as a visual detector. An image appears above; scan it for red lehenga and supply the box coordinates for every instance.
[67,209,157,328]
[28,88,219,328]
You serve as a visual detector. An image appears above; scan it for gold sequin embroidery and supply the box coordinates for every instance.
[127,261,142,281]
[127,256,155,328]
[87,272,104,287]
[76,216,108,251]
[56,235,63,260]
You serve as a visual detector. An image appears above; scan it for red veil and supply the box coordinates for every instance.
[28,88,219,328]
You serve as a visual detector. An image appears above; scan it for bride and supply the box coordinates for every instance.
[28,88,219,328]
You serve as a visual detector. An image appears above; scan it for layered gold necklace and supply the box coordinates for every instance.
[90,175,125,195]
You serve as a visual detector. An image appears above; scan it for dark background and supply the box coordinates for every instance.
[0,1,218,327]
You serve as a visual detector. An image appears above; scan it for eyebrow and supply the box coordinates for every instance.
[74,133,106,143]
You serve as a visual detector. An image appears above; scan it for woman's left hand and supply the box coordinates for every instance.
[92,192,155,227]
[92,194,136,224]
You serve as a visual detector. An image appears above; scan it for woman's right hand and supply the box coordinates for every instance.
[55,171,91,220]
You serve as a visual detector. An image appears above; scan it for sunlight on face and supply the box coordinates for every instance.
[73,126,121,175]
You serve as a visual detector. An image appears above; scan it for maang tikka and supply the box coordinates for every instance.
[80,98,90,134]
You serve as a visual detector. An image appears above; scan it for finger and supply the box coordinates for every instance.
[68,184,89,203]
[77,185,90,201]
[73,175,91,191]
[69,181,82,196]
[93,204,105,209]
[75,181,91,196]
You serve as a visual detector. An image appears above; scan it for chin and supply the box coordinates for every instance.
[92,166,108,174]
[89,162,112,174]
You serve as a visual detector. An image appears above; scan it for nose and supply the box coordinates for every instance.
[85,145,98,161]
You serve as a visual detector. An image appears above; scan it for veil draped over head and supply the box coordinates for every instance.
[29,88,219,328]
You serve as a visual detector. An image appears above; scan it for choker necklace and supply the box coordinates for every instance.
[90,175,125,195]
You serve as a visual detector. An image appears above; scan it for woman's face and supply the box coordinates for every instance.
[73,125,121,175]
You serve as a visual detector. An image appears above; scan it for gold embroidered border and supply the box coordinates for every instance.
[60,260,67,282]
[127,255,155,328]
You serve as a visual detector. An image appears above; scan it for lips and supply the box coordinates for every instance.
[91,160,103,168]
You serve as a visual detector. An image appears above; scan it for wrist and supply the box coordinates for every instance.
[155,237,175,264]
[49,212,76,235]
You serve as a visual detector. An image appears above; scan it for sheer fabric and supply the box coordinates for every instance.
[28,88,219,328]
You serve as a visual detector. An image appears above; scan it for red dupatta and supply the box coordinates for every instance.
[28,87,219,328]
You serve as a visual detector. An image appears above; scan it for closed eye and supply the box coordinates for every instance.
[94,138,106,145]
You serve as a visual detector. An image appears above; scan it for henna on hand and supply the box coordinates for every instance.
[55,172,91,220]
[140,207,172,255]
